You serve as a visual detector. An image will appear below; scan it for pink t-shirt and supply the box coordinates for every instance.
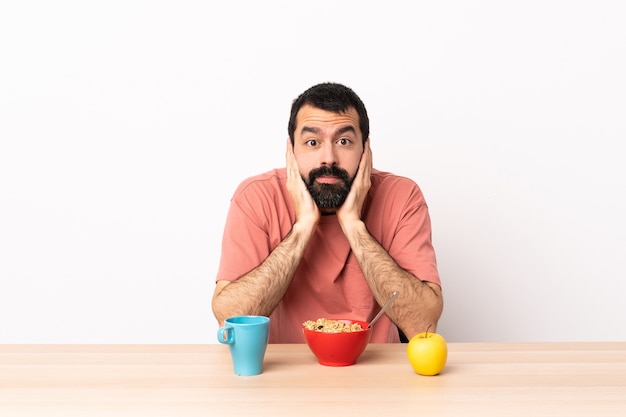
[216,168,440,343]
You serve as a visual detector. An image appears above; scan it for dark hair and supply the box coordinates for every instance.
[288,82,369,145]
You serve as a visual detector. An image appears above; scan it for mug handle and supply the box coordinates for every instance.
[217,325,234,344]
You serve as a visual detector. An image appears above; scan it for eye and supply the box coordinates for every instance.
[337,137,351,146]
[305,139,319,147]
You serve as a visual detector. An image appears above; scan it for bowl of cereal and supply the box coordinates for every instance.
[302,318,372,366]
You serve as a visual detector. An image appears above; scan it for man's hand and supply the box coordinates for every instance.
[337,140,372,228]
[333,140,443,338]
[212,141,323,324]
[286,139,320,227]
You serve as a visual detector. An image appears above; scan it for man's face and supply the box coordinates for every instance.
[293,105,364,212]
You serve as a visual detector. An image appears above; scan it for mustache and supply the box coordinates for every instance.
[308,165,350,183]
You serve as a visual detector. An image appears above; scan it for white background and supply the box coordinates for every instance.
[1,1,625,343]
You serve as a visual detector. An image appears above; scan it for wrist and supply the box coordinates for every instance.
[339,219,368,243]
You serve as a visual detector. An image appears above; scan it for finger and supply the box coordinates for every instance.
[286,139,297,174]
[358,140,372,180]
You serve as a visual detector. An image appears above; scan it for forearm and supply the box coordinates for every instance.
[341,220,443,339]
[212,222,315,325]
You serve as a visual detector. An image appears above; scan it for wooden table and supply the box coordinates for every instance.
[1,342,625,416]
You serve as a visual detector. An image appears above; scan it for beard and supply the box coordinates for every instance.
[304,165,353,210]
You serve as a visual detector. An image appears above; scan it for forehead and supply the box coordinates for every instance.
[295,105,361,135]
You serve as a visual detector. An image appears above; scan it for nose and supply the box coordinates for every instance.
[319,143,338,166]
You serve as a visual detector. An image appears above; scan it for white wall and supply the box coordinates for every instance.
[1,1,625,343]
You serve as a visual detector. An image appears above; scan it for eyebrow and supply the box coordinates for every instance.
[300,125,357,136]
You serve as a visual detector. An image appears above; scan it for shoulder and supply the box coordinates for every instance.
[232,168,287,198]
[370,169,425,199]
[228,168,294,229]
[368,169,428,208]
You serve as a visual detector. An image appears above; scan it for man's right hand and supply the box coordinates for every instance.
[212,142,321,324]
[286,139,320,228]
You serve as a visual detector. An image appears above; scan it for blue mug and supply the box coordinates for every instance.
[217,315,270,376]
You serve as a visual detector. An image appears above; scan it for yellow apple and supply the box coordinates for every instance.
[407,329,447,376]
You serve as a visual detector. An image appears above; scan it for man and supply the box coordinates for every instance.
[212,82,442,343]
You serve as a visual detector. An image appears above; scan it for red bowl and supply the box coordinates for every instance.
[302,319,372,366]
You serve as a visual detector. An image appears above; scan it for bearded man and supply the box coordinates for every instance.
[212,82,443,343]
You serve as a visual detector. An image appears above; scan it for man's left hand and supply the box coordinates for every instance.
[337,140,372,228]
